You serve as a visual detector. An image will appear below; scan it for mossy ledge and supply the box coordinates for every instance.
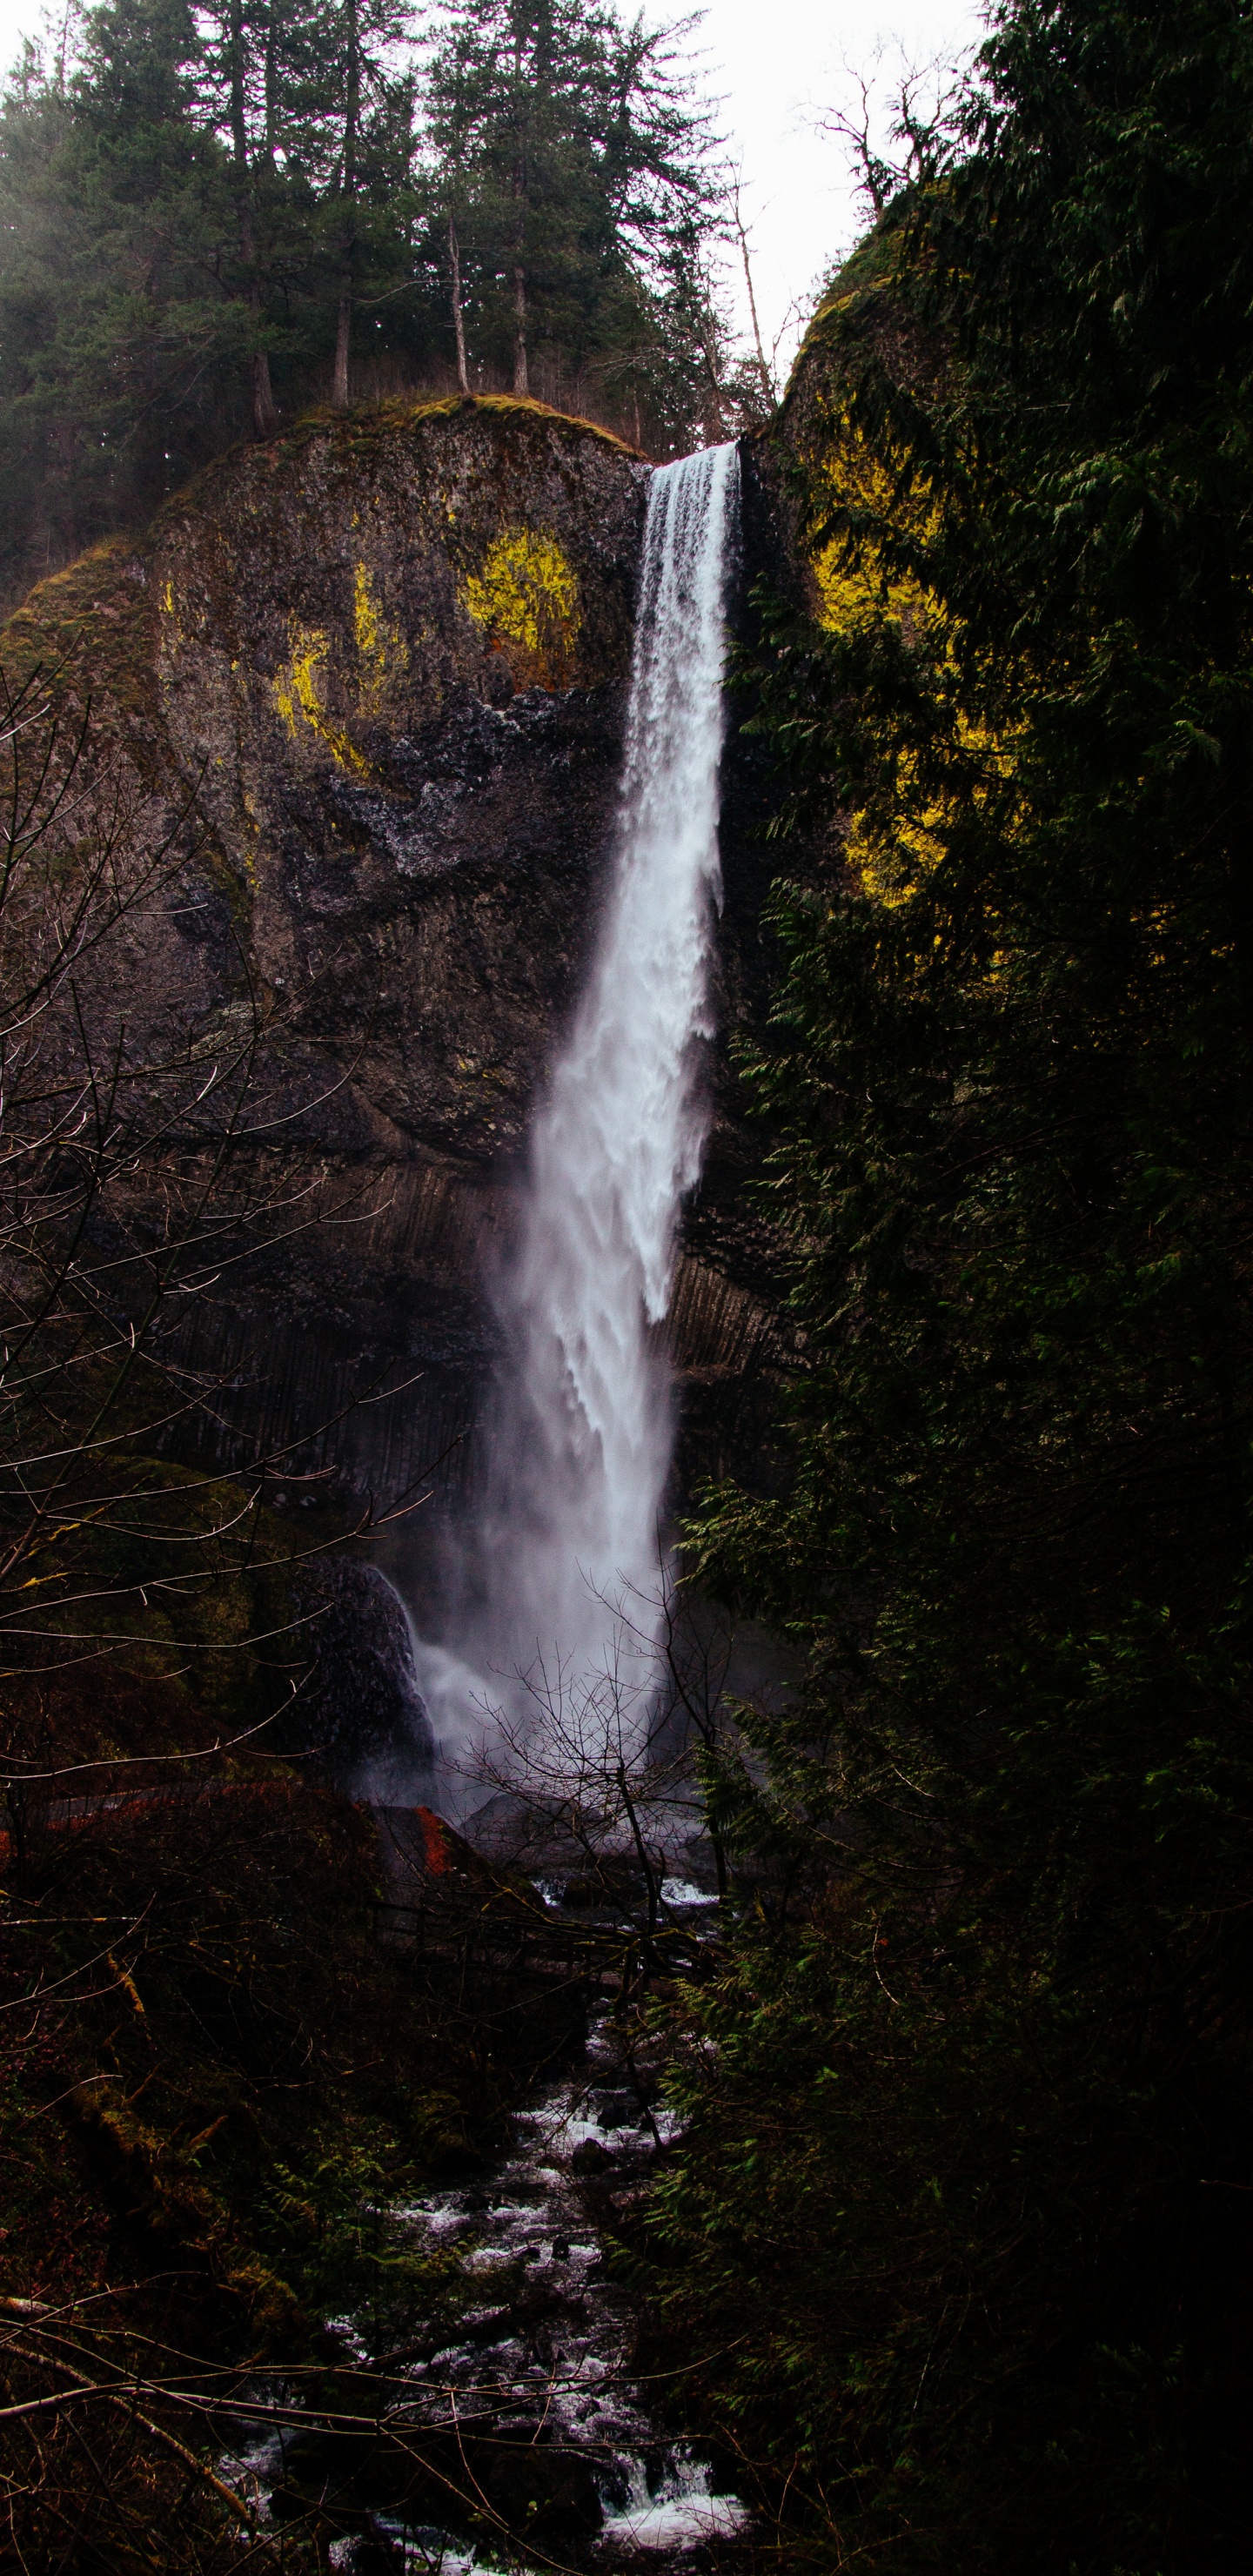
[1,392,646,714]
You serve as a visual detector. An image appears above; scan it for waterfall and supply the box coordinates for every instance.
[412,440,740,1768]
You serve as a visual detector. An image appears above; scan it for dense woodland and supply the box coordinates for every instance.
[0,0,744,606]
[2,0,1252,2569]
[650,1,1253,2566]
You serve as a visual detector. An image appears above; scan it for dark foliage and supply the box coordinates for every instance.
[1,1774,577,2568]
[0,664,559,2567]
[641,4,1253,2569]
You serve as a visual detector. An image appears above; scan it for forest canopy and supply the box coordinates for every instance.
[0,0,735,606]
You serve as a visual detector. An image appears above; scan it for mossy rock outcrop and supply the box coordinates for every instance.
[2,396,787,1521]
[3,396,644,1158]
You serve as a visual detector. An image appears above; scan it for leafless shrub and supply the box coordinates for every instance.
[450,1558,747,2007]
[815,45,963,222]
[0,662,456,2565]
[0,661,439,1782]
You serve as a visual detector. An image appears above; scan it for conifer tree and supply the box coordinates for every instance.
[425,0,720,432]
[315,0,419,406]
[0,0,729,592]
[0,0,439,593]
[648,2,1253,2565]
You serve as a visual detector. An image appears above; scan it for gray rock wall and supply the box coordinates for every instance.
[1,396,791,1538]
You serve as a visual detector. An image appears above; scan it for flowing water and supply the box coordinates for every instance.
[224,1984,750,2570]
[233,446,750,2566]
[411,442,740,1774]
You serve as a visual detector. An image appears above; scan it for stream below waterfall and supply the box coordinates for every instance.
[223,1920,749,2573]
[224,446,750,2572]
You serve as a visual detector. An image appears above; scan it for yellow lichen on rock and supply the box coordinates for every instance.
[812,439,930,643]
[808,411,1022,910]
[272,621,366,775]
[808,431,942,905]
[353,562,407,708]
[462,527,580,685]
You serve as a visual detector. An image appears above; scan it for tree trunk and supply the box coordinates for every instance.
[449,215,470,392]
[333,295,352,409]
[241,211,278,433]
[251,340,278,437]
[699,321,726,443]
[511,124,529,399]
[730,177,774,407]
[228,0,277,439]
[332,0,360,410]
[513,265,529,397]
[263,2,277,164]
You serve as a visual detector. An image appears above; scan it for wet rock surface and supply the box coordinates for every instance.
[1,403,644,1499]
[281,1559,435,1788]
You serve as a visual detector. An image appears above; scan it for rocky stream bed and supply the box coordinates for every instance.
[222,1887,749,2575]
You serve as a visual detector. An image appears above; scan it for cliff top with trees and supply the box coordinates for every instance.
[0,0,762,611]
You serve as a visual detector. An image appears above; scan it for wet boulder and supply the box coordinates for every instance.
[282,1554,434,1791]
[472,2427,603,2538]
[571,2137,616,2177]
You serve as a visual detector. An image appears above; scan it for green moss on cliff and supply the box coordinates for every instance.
[0,394,639,694]
[0,533,154,718]
[148,390,638,535]
[0,391,644,1007]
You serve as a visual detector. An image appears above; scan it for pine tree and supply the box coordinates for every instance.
[0,0,442,597]
[647,2,1253,2566]
[0,0,729,593]
[425,0,721,438]
[0,0,236,592]
[312,0,419,407]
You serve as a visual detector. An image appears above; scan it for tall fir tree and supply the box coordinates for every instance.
[425,0,723,440]
[645,2,1253,2568]
[0,0,436,596]
[0,0,730,599]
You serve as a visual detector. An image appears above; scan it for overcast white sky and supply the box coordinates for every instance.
[676,0,987,373]
[0,0,988,380]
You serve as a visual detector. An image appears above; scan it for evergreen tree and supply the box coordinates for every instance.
[647,3,1253,2567]
[309,0,420,406]
[0,0,434,596]
[0,0,240,592]
[0,0,728,601]
[425,0,721,440]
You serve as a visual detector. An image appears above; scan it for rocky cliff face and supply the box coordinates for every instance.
[151,397,645,1165]
[2,395,789,1541]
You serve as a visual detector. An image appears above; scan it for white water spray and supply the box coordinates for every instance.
[414,441,740,1761]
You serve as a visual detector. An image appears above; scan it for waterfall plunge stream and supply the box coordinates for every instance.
[412,441,740,1774]
[219,451,749,2566]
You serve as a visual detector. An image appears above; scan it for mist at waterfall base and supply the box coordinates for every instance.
[392,443,740,1812]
